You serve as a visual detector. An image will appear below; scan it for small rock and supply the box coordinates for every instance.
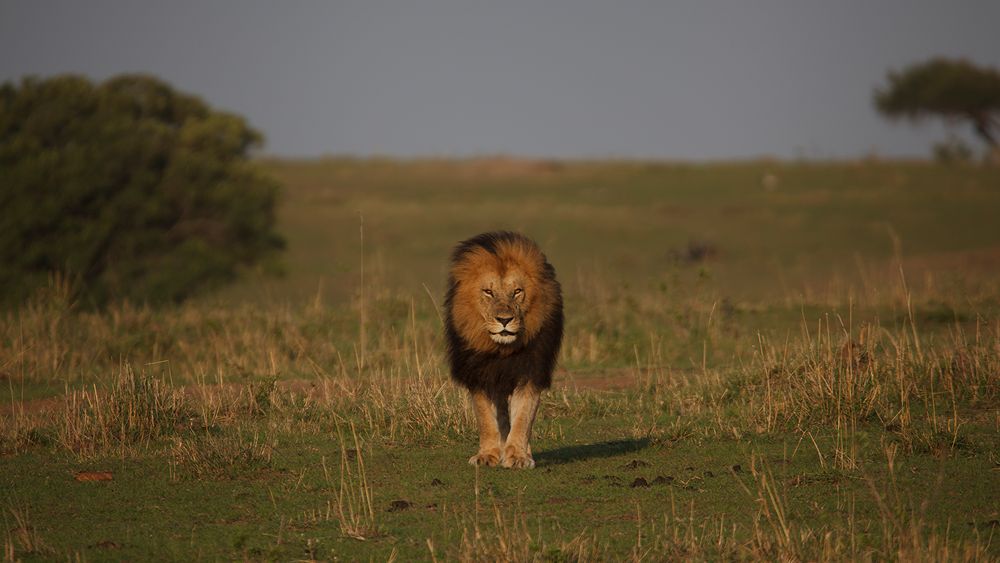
[703,470,714,478]
[430,478,444,486]
[630,477,650,488]
[731,464,742,474]
[387,500,413,512]
[652,475,674,485]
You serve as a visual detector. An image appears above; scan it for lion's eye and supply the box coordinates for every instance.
[513,288,523,296]
[482,289,494,297]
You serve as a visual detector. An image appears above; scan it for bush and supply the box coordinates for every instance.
[0,74,284,307]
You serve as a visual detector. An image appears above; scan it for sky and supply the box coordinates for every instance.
[2,0,999,160]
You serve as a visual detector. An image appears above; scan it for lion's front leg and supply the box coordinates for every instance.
[468,389,502,466]
[502,383,541,469]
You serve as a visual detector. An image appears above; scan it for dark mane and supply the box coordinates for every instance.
[444,232,564,400]
[449,230,524,263]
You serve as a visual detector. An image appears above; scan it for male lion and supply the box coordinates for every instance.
[444,231,563,469]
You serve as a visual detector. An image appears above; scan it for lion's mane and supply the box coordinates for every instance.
[444,231,564,399]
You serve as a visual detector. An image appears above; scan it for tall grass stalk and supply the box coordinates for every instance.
[329,422,380,540]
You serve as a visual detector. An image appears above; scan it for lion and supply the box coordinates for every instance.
[444,231,563,469]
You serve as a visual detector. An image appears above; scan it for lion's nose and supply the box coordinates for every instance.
[495,316,514,326]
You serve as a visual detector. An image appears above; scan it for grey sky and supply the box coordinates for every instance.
[2,0,999,159]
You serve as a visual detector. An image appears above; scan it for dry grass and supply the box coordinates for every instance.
[739,316,998,467]
[168,429,275,480]
[56,364,187,459]
[630,453,994,562]
[2,503,51,560]
[328,422,381,541]
[4,300,997,467]
[1,269,459,387]
[448,473,995,563]
[617,308,999,466]
[437,439,997,562]
[0,406,45,456]
[454,496,604,562]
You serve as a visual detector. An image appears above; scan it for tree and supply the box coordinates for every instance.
[874,58,1000,152]
[0,74,284,308]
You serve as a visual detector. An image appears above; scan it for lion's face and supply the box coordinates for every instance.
[477,270,529,345]
[447,234,559,355]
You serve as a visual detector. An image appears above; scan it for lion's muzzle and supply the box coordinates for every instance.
[487,311,521,344]
[489,328,519,344]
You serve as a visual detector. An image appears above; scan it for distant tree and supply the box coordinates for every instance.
[0,74,284,308]
[874,58,1000,154]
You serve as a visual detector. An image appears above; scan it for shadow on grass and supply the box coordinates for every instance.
[535,438,651,466]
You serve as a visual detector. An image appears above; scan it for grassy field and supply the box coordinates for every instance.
[2,158,999,561]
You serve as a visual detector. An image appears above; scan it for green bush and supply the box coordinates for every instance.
[0,74,284,307]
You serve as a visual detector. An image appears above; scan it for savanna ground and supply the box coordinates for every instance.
[2,158,1000,561]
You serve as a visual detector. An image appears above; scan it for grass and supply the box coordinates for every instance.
[330,423,381,541]
[1,157,999,560]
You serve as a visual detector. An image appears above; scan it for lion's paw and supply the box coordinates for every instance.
[468,450,501,467]
[501,448,535,469]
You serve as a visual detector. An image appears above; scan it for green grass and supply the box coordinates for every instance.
[3,385,997,560]
[2,158,999,560]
